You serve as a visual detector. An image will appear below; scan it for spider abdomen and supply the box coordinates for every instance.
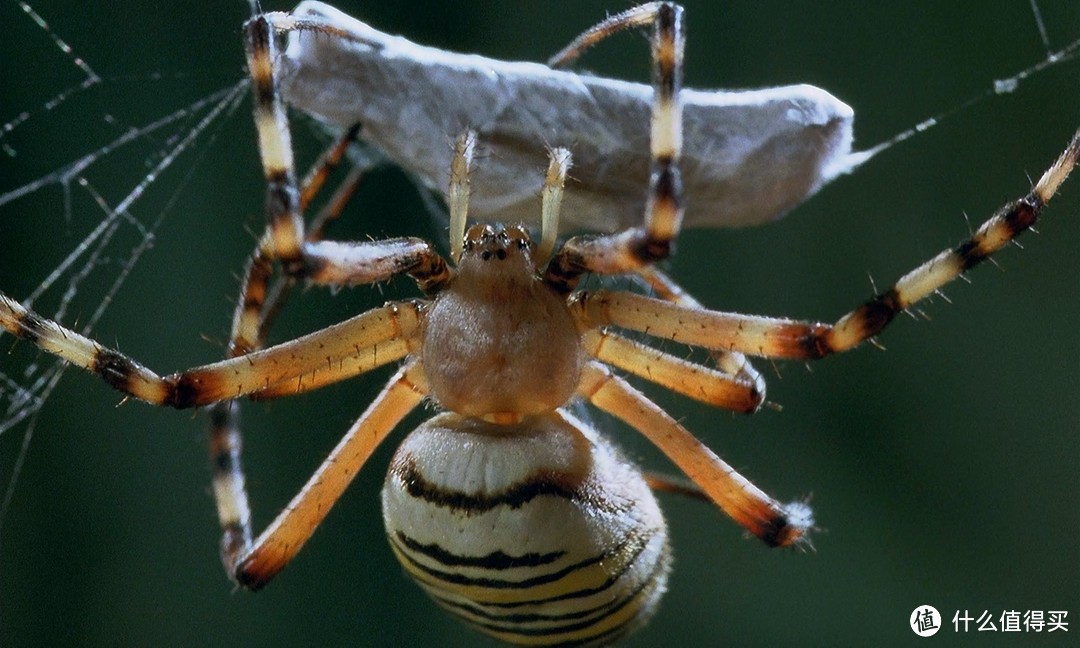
[382,412,671,646]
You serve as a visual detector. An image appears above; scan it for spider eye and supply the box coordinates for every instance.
[503,225,532,250]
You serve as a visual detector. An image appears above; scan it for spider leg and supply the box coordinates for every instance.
[546,2,670,68]
[259,164,368,343]
[211,127,375,578]
[622,266,770,503]
[208,399,255,569]
[248,336,413,400]
[643,472,709,502]
[545,3,685,291]
[244,16,452,298]
[0,296,421,407]
[231,360,429,589]
[581,329,762,413]
[632,265,767,401]
[218,131,375,557]
[299,124,364,213]
[575,130,1080,360]
[577,362,811,548]
[203,299,417,574]
[245,14,305,271]
[572,289,837,359]
[230,124,364,359]
[210,16,453,577]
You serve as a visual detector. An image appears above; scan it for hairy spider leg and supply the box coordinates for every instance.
[211,125,366,566]
[545,2,767,418]
[0,297,423,408]
[578,362,812,548]
[211,15,456,576]
[234,361,429,589]
[581,329,762,413]
[545,3,685,291]
[571,130,1080,361]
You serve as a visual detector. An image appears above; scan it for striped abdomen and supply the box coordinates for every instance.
[382,411,670,646]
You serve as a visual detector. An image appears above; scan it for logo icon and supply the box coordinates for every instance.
[911,605,942,637]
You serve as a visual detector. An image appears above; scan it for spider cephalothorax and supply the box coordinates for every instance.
[424,223,584,420]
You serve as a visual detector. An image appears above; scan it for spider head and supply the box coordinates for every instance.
[457,223,538,276]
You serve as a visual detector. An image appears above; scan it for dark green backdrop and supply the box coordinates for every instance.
[1,1,1078,646]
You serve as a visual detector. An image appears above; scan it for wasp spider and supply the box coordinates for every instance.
[1,3,1078,646]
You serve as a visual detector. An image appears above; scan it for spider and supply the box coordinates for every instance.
[1,2,1078,646]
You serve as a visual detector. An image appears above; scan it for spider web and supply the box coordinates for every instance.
[0,2,1077,646]
[0,1,247,514]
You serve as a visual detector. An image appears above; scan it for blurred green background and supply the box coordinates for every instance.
[1,1,1078,646]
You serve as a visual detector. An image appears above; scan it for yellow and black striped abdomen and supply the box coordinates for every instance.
[382,411,670,646]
